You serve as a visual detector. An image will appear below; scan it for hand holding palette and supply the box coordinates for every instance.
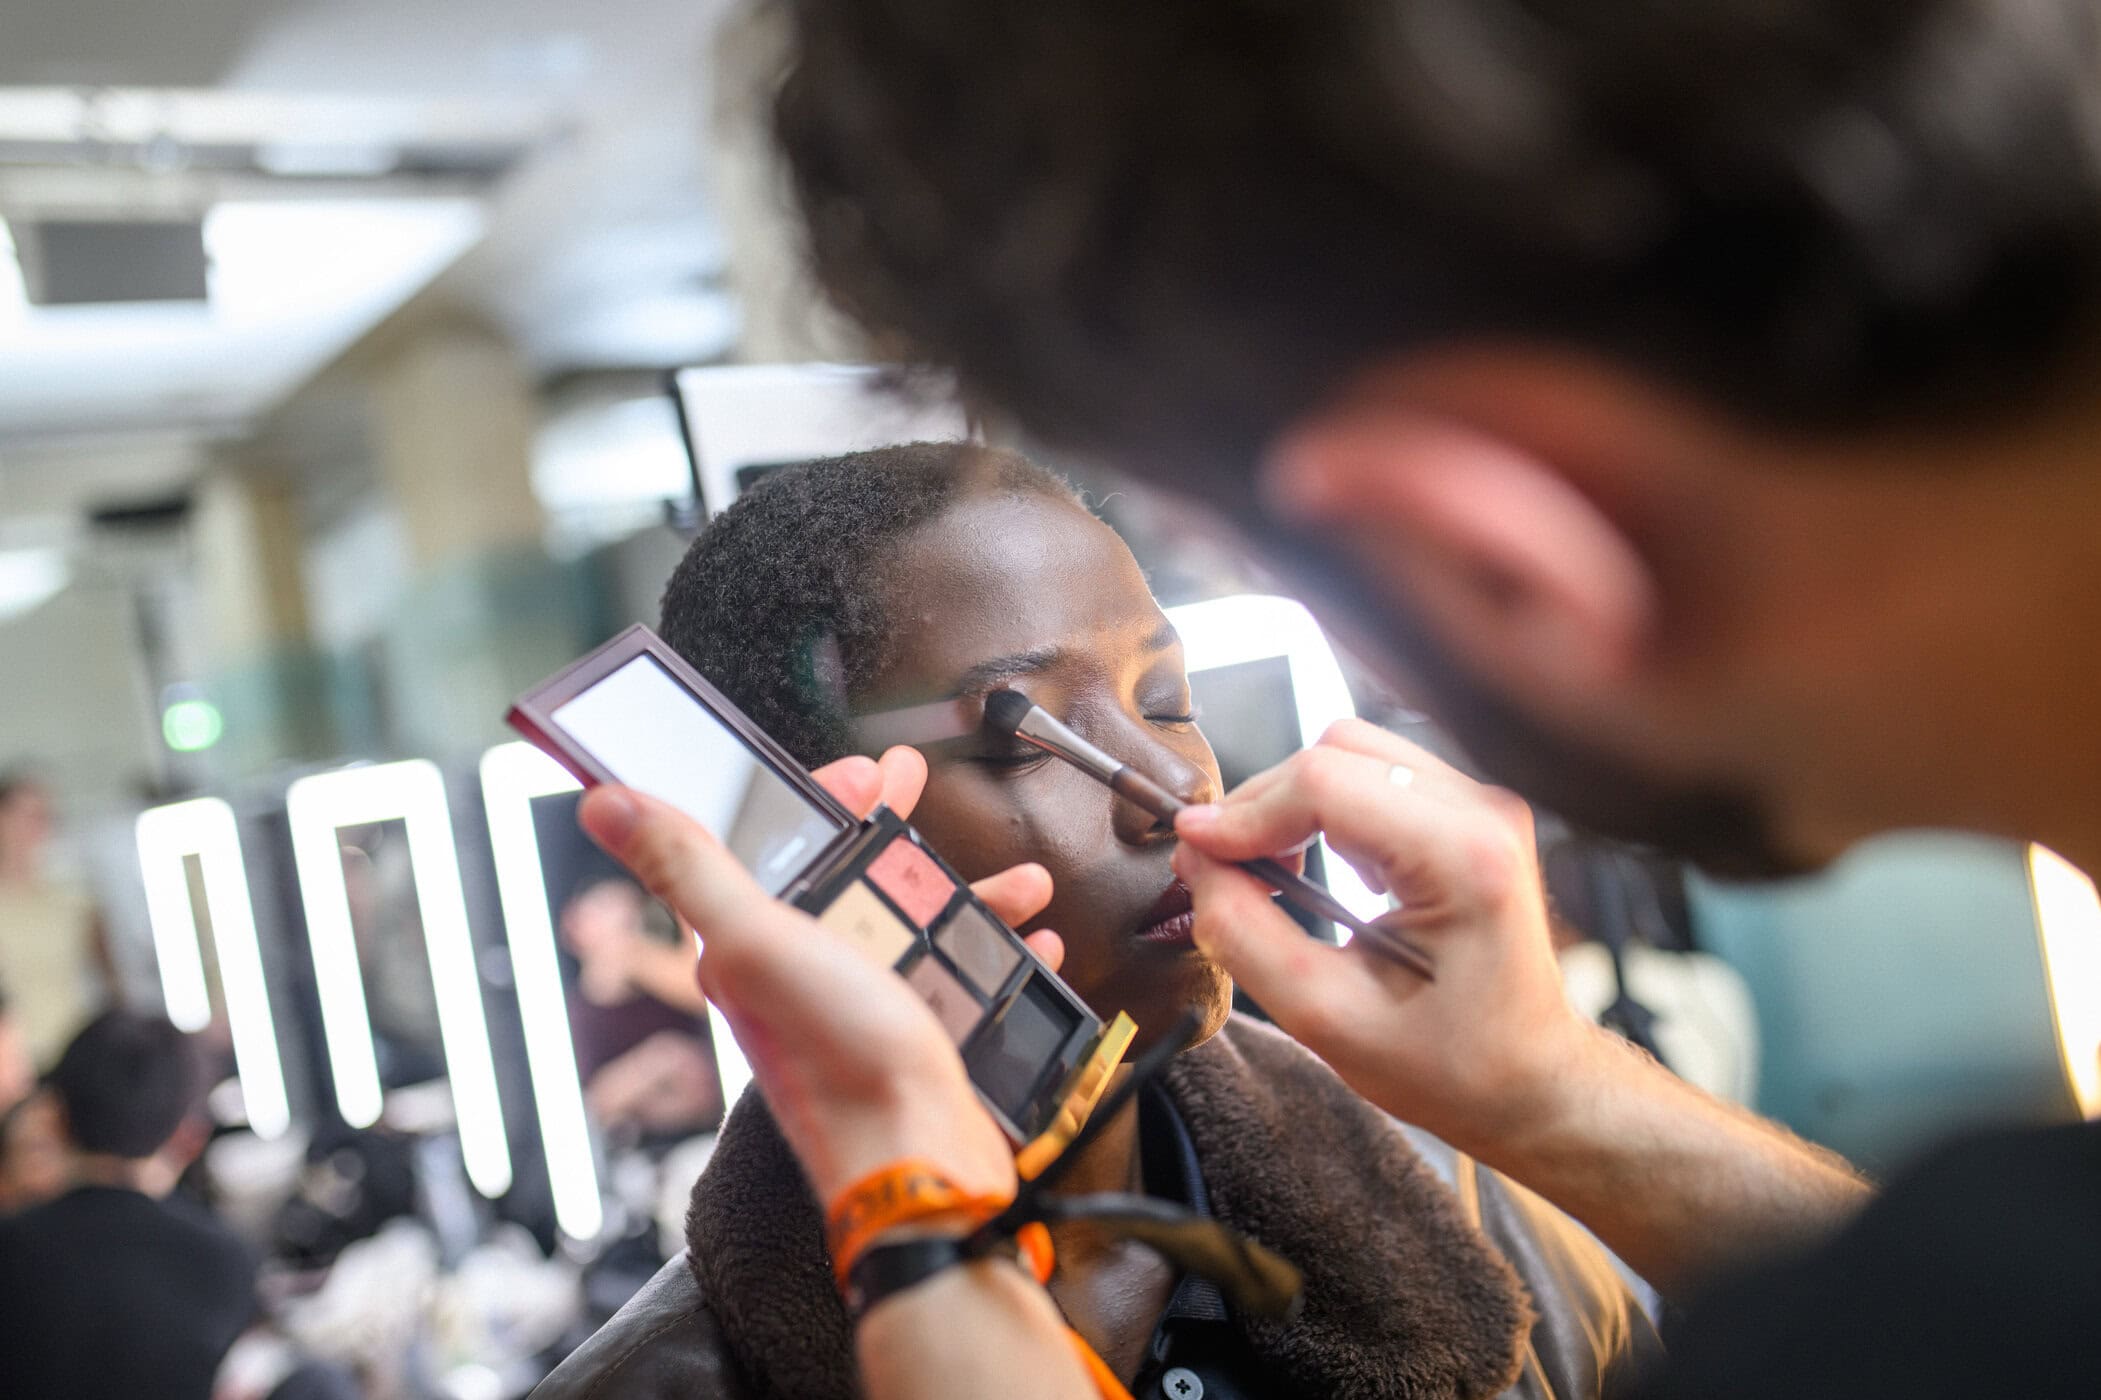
[508,625,1135,1173]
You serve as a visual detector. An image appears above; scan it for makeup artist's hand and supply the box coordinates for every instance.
[1172,719,1868,1295]
[1170,718,1592,1157]
[578,746,1057,1208]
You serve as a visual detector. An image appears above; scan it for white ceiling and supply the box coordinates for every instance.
[0,0,740,523]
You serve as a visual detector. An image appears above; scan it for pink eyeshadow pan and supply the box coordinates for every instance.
[867,838,956,926]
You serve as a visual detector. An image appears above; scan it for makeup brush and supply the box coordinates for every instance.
[982,689,1436,981]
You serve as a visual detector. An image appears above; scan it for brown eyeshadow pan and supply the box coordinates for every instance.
[818,880,918,967]
[934,902,1025,998]
[867,837,956,926]
[906,952,982,1044]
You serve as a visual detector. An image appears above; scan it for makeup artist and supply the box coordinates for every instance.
[572,2,2101,1398]
[698,2,2101,1398]
[539,444,1658,1400]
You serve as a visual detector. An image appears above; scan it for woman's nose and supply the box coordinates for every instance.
[1106,732,1217,847]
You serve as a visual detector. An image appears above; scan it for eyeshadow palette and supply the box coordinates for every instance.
[509,624,1135,1166]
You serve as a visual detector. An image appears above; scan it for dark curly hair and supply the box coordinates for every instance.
[776,0,2101,474]
[659,441,1079,766]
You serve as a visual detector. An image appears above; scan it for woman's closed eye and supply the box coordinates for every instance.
[973,745,1051,771]
[1145,704,1201,729]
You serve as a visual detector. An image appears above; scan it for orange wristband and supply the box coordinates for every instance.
[824,1160,1010,1289]
[1014,1221,1055,1285]
[832,1174,1130,1400]
[1068,1331,1135,1400]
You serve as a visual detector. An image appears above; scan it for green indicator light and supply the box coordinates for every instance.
[162,699,224,752]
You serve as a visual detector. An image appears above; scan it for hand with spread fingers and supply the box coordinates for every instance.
[1173,718,1865,1294]
[578,743,1060,1208]
[1171,717,1590,1159]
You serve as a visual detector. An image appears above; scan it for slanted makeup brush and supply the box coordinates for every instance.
[982,689,1436,981]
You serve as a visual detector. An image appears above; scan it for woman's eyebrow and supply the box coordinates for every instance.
[948,645,1065,697]
[848,646,1067,753]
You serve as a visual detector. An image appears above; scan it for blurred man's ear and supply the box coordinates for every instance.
[1263,380,1661,715]
[144,1114,212,1196]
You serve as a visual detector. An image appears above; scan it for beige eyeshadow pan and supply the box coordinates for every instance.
[818,879,918,967]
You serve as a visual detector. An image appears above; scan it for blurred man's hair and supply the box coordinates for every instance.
[45,1012,202,1159]
[777,0,2101,468]
[772,2,2101,876]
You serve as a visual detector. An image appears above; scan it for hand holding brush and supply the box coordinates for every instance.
[981,689,1436,981]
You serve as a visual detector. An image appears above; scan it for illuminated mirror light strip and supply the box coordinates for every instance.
[1166,595,1389,930]
[286,761,512,1198]
[479,743,602,1242]
[2029,844,2101,1119]
[135,798,291,1139]
[479,742,753,1226]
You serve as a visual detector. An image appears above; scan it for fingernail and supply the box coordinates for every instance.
[1172,843,1215,879]
[1175,803,1220,834]
[581,788,639,848]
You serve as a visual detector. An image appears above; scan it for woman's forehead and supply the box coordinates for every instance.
[872,492,1173,690]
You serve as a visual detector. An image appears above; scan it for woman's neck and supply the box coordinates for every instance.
[1041,1075,1175,1380]
[1050,1088,1146,1200]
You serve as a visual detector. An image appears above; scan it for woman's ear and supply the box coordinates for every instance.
[1263,405,1659,709]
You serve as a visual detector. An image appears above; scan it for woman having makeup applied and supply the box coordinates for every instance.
[534,443,1660,1400]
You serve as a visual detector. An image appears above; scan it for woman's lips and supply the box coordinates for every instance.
[1134,879,1196,945]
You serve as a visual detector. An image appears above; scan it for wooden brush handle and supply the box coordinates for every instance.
[1109,765,1186,822]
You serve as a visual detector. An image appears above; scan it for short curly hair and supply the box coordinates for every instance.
[659,441,1079,767]
[776,0,2101,472]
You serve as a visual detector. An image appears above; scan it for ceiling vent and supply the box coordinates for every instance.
[17,218,209,306]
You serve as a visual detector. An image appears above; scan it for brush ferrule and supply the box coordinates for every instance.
[1013,708,1127,785]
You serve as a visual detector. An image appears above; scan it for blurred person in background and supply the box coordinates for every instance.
[0,1011,252,1399]
[561,878,724,1140]
[0,1076,68,1218]
[0,769,117,1066]
[0,984,55,1214]
[558,2,2101,1397]
[0,984,35,1114]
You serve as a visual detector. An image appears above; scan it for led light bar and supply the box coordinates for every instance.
[134,798,291,1139]
[285,760,511,1198]
[1166,595,1389,931]
[478,742,603,1242]
[2030,844,2101,1119]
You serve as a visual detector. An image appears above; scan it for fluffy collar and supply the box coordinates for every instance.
[685,1014,1531,1399]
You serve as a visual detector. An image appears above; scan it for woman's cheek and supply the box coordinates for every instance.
[909,776,1026,871]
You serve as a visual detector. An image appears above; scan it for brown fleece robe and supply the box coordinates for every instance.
[684,1014,1538,1400]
